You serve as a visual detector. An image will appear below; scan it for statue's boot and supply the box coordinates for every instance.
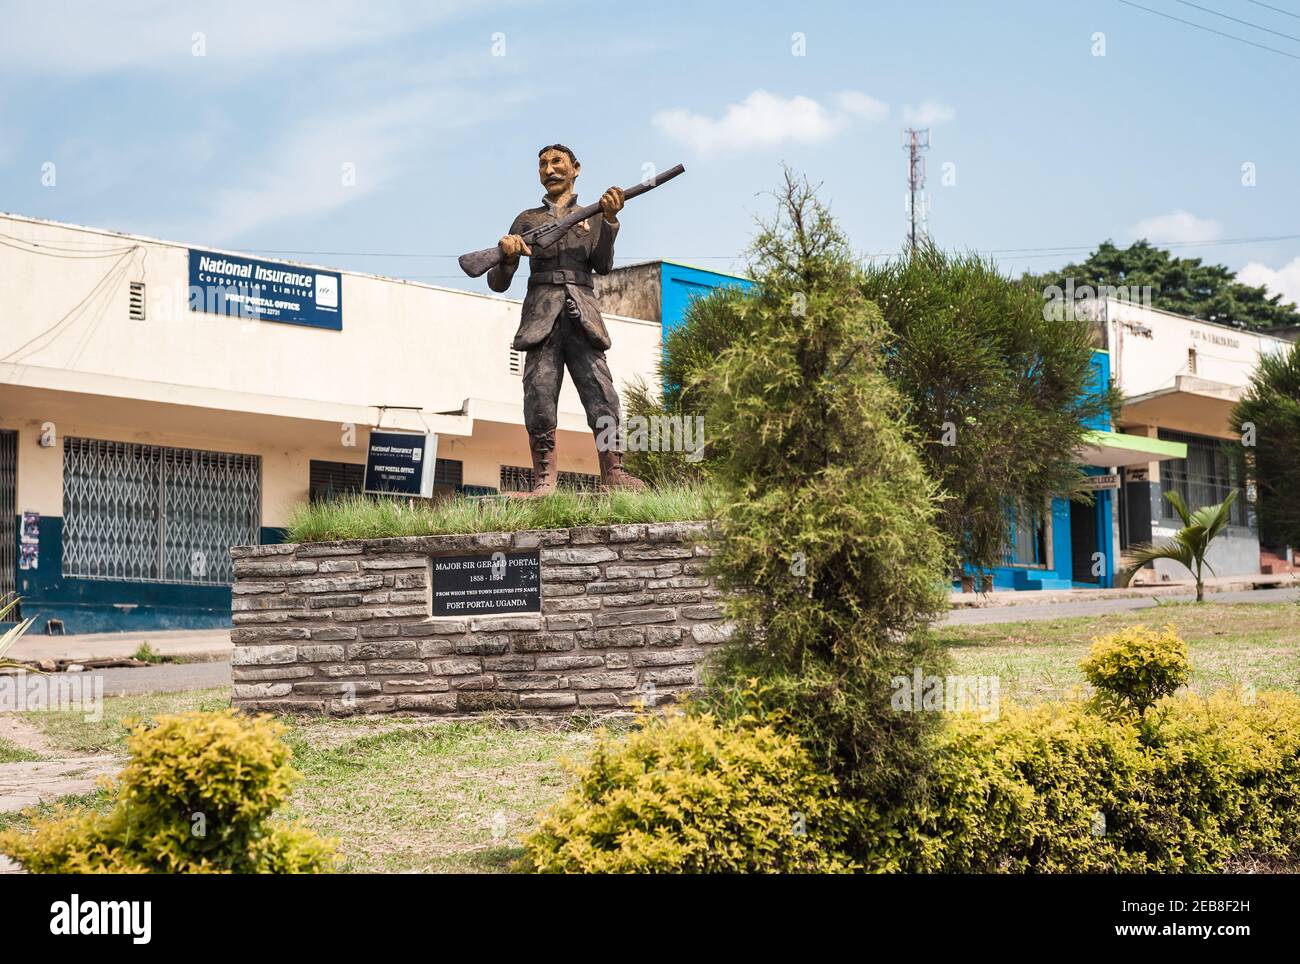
[596,441,647,492]
[527,430,558,498]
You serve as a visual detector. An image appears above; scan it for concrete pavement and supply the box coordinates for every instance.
[7,628,232,665]
[942,585,1299,625]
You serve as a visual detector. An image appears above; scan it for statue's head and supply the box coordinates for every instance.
[538,144,579,200]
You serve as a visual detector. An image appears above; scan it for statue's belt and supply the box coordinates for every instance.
[527,269,593,289]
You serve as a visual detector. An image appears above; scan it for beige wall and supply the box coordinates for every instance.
[0,214,660,525]
[0,214,660,420]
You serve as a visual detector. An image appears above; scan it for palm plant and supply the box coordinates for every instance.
[1118,491,1239,602]
[0,594,36,670]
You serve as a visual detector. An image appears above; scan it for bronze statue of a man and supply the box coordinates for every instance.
[487,144,645,497]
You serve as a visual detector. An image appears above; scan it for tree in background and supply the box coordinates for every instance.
[1231,341,1300,550]
[700,171,951,815]
[1028,240,1300,330]
[861,244,1116,581]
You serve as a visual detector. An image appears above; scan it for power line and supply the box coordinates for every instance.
[1247,0,1300,21]
[1116,0,1300,60]
[1173,0,1300,43]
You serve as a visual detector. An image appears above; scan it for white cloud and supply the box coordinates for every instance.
[1238,258,1300,306]
[836,90,889,123]
[901,100,955,126]
[653,89,887,155]
[169,85,531,243]
[1128,210,1223,244]
[0,0,478,75]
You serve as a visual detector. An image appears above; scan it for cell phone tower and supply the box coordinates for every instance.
[903,128,930,255]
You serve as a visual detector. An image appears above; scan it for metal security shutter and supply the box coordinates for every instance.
[0,430,15,600]
[500,465,600,493]
[63,438,259,586]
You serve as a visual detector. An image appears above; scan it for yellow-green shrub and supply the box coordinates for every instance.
[0,710,336,873]
[871,690,1300,873]
[522,708,858,873]
[1081,624,1190,715]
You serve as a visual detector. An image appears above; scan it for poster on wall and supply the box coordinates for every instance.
[19,511,39,570]
[188,249,342,330]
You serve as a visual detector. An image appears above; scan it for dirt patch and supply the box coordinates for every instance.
[0,715,53,757]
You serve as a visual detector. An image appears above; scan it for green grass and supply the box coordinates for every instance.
[10,686,596,874]
[0,789,109,836]
[282,717,597,873]
[19,687,232,755]
[939,601,1300,704]
[0,737,41,764]
[284,485,713,543]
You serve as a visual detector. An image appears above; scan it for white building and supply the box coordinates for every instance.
[0,213,661,632]
[1102,298,1295,581]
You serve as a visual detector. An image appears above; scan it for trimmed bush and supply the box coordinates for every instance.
[522,706,858,873]
[871,691,1300,873]
[1081,624,1191,715]
[0,710,336,873]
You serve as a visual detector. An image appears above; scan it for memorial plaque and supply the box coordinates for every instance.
[430,550,541,616]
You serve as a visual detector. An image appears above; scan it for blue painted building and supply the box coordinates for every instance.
[972,349,1186,591]
[595,259,754,333]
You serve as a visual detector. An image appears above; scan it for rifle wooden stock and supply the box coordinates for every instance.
[458,163,686,279]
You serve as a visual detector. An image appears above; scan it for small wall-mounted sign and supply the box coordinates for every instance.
[363,431,437,498]
[1084,473,1121,491]
[1123,467,1149,483]
[431,551,541,616]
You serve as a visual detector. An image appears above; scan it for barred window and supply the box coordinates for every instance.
[500,465,600,493]
[1003,499,1048,568]
[310,458,464,502]
[1157,430,1248,527]
[62,438,260,585]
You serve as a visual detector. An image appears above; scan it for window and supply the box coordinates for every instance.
[508,348,524,375]
[0,430,16,600]
[1158,430,1248,527]
[310,458,464,502]
[309,460,364,502]
[500,465,600,493]
[1003,499,1048,568]
[62,438,260,585]
[129,282,146,321]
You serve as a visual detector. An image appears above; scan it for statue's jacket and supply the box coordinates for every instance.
[487,194,619,352]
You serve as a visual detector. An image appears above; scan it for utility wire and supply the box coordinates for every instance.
[1247,0,1300,21]
[1116,0,1300,60]
[1173,0,1300,42]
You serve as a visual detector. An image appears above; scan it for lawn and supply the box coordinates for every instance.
[12,687,596,873]
[938,601,1300,704]
[5,598,1297,872]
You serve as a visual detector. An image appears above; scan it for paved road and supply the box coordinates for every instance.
[941,586,1300,625]
[89,660,232,696]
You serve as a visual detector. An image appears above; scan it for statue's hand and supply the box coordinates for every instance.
[600,187,624,224]
[498,234,532,261]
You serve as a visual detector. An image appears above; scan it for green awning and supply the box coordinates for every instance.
[1078,430,1187,468]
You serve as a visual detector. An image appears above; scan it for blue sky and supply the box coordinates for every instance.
[3,0,1300,302]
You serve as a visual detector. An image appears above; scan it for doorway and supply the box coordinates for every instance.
[1070,499,1099,584]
